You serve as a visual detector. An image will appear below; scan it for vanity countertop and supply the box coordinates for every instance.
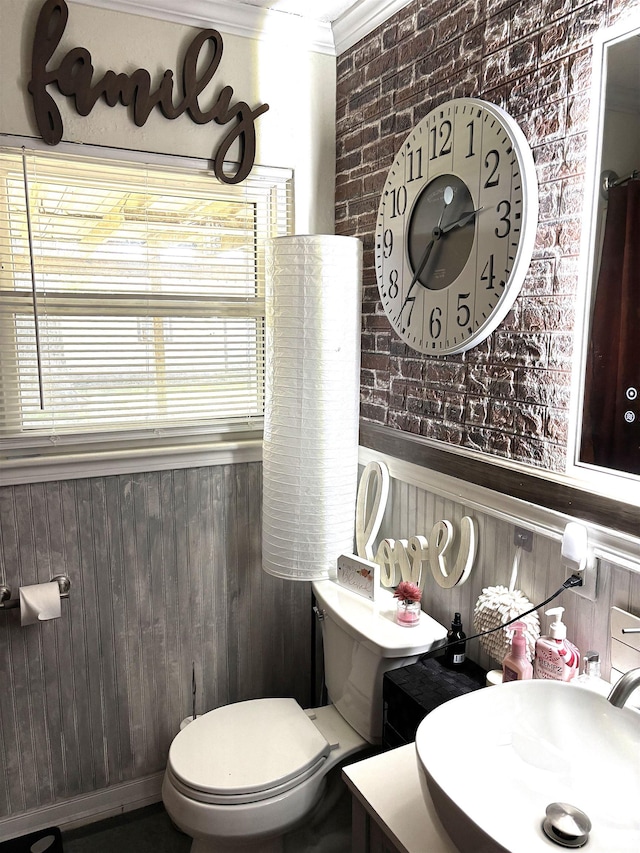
[342,743,458,853]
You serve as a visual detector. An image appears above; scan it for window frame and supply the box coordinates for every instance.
[0,137,293,484]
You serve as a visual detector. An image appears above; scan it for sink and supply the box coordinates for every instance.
[415,680,640,852]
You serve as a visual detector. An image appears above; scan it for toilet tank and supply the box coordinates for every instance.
[312,579,447,744]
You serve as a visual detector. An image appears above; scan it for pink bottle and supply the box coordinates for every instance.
[533,607,580,681]
[502,621,533,682]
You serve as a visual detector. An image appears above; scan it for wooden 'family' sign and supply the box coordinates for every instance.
[28,0,269,184]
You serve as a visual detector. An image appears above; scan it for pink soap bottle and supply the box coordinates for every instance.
[502,621,533,682]
[533,607,580,681]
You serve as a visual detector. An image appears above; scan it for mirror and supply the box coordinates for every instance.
[576,21,640,477]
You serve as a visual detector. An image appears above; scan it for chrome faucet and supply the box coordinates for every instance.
[608,666,640,708]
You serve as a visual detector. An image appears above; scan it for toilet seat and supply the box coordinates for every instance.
[167,698,330,806]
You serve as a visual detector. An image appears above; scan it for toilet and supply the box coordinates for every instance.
[162,578,447,852]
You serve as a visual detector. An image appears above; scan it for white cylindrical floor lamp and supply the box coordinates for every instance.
[263,235,363,581]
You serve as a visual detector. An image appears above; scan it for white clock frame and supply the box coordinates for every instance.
[375,97,538,355]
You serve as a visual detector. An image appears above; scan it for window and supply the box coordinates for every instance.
[0,145,292,473]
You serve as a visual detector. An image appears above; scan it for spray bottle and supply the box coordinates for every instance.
[443,612,466,667]
[502,621,533,682]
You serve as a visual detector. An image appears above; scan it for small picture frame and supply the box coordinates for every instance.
[336,554,380,601]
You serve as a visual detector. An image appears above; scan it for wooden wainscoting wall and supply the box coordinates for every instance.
[376,464,640,680]
[0,463,312,822]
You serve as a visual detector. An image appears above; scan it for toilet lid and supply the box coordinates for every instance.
[168,698,330,800]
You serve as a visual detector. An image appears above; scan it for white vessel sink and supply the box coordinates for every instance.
[415,680,640,852]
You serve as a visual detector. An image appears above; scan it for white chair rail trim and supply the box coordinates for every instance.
[359,446,640,576]
[0,440,263,486]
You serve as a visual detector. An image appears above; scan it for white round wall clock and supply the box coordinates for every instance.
[375,97,538,355]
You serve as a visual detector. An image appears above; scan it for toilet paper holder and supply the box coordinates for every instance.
[0,575,71,610]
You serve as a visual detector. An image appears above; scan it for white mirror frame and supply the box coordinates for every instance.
[567,16,640,507]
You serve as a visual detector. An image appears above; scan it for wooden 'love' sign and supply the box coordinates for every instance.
[376,518,477,591]
[355,461,477,591]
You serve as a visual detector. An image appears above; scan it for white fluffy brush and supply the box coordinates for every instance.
[473,548,541,663]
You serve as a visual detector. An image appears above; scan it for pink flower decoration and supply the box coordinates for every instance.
[393,581,422,603]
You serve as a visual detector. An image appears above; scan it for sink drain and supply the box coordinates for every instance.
[543,802,592,848]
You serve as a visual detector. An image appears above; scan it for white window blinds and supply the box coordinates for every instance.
[0,146,292,455]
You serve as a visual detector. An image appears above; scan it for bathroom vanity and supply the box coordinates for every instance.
[340,654,485,851]
[342,745,457,853]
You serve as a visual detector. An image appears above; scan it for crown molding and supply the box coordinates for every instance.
[71,0,413,55]
[72,0,334,52]
[332,0,413,54]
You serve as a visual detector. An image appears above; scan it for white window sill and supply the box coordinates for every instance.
[0,438,263,485]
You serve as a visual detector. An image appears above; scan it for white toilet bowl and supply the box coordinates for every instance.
[162,580,447,852]
[161,697,367,852]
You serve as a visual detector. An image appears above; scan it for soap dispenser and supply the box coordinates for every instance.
[534,607,580,682]
[574,651,611,697]
[502,621,533,682]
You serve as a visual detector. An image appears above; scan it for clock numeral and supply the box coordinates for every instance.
[466,121,475,158]
[429,307,443,339]
[388,269,399,299]
[390,186,407,219]
[481,255,496,290]
[484,150,500,188]
[456,293,471,327]
[495,200,511,238]
[404,293,417,326]
[383,228,393,258]
[407,147,423,182]
[429,120,452,160]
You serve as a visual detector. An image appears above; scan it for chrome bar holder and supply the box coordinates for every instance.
[313,605,326,621]
[0,574,71,610]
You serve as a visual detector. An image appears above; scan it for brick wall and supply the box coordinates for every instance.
[336,0,639,472]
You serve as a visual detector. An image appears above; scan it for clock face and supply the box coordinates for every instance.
[375,98,538,355]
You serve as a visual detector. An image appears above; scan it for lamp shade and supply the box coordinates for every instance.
[262,235,363,581]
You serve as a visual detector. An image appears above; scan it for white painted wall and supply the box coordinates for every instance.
[0,0,337,233]
[602,109,640,176]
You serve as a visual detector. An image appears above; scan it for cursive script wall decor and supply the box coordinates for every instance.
[28,0,269,184]
[375,517,477,592]
[354,460,477,592]
[355,461,390,562]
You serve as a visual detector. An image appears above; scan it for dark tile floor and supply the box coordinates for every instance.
[60,768,352,853]
[63,805,189,853]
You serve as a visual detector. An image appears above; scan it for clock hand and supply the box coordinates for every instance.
[404,206,483,304]
[407,236,435,292]
[398,187,454,319]
[410,187,457,284]
[441,206,484,234]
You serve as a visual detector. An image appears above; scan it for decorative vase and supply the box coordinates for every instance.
[396,599,421,627]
